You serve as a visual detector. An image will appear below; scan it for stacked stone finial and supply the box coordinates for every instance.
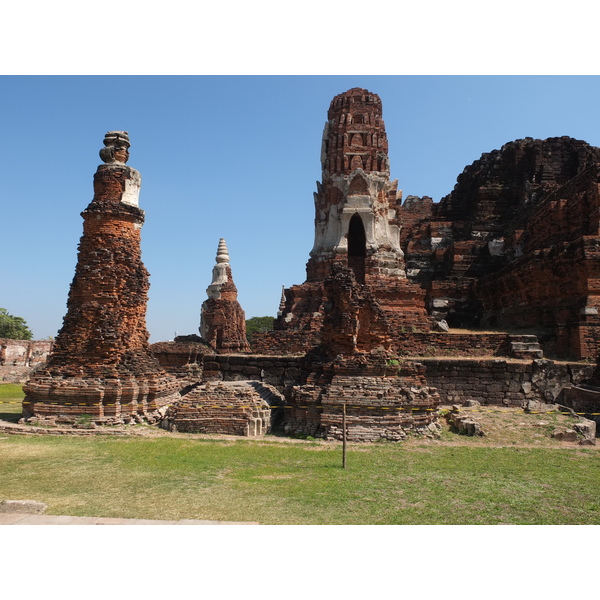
[206,238,231,300]
[22,131,180,425]
[216,237,230,261]
[99,130,131,165]
[200,239,250,353]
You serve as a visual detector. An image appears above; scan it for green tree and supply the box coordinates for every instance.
[245,316,275,345]
[0,308,33,340]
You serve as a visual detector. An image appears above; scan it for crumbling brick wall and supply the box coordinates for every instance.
[399,137,600,358]
[0,339,53,383]
[0,339,53,367]
[162,381,271,436]
[419,358,594,406]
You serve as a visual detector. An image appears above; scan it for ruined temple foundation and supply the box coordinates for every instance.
[283,261,441,440]
[161,380,283,436]
[19,89,600,440]
[285,354,440,441]
[22,131,180,425]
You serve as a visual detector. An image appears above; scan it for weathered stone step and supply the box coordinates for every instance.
[512,350,544,359]
[509,336,543,359]
[510,342,542,351]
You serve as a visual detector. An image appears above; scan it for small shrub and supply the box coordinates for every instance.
[75,414,94,428]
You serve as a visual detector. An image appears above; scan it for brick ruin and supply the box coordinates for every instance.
[17,88,600,437]
[22,132,180,425]
[200,238,250,353]
[398,136,600,360]
[0,339,53,383]
[257,88,430,357]
[160,380,284,436]
[284,264,440,441]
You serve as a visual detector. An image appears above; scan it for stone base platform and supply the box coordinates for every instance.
[161,380,284,436]
[285,354,441,441]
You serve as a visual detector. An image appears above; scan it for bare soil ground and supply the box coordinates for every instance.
[420,404,598,449]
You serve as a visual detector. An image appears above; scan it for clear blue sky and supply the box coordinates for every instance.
[2,75,600,342]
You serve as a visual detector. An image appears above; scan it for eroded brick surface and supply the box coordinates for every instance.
[285,353,440,441]
[399,137,600,359]
[22,132,179,425]
[283,262,440,441]
[162,380,278,436]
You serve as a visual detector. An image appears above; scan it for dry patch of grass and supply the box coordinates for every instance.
[447,327,547,336]
[0,383,24,423]
[433,404,593,448]
[0,424,598,524]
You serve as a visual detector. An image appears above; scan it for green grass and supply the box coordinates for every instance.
[0,383,24,400]
[1,384,598,524]
[0,383,24,422]
[0,434,598,524]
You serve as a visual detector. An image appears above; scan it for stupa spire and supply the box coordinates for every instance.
[200,239,250,353]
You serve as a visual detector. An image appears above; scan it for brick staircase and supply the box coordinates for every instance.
[508,335,544,359]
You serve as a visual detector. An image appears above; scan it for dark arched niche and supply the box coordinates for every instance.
[348,213,366,283]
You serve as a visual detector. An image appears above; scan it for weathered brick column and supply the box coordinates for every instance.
[23,131,180,425]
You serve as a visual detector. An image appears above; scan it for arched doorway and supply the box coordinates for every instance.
[348,213,366,283]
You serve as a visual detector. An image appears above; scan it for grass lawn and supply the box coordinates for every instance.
[1,434,598,525]
[0,383,24,423]
[1,383,598,525]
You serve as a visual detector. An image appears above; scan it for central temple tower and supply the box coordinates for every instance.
[269,88,430,350]
[308,88,405,283]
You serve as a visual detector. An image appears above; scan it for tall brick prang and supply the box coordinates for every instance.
[260,88,430,355]
[309,87,404,282]
[22,131,180,424]
[253,89,441,440]
[200,238,250,353]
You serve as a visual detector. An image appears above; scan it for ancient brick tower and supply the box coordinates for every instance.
[309,87,404,282]
[200,238,250,353]
[22,131,179,424]
[271,89,440,441]
[272,88,430,352]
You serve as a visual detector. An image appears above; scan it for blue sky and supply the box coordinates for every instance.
[2,75,600,341]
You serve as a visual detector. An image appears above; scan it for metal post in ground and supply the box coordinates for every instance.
[342,402,347,469]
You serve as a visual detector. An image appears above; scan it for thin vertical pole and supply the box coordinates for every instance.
[342,402,347,469]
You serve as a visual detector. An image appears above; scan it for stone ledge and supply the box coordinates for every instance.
[0,513,259,525]
[0,499,48,514]
[0,420,135,436]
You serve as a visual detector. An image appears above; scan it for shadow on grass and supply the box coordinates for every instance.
[0,412,22,424]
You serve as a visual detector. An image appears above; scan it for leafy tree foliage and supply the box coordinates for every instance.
[245,316,275,344]
[0,308,33,340]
